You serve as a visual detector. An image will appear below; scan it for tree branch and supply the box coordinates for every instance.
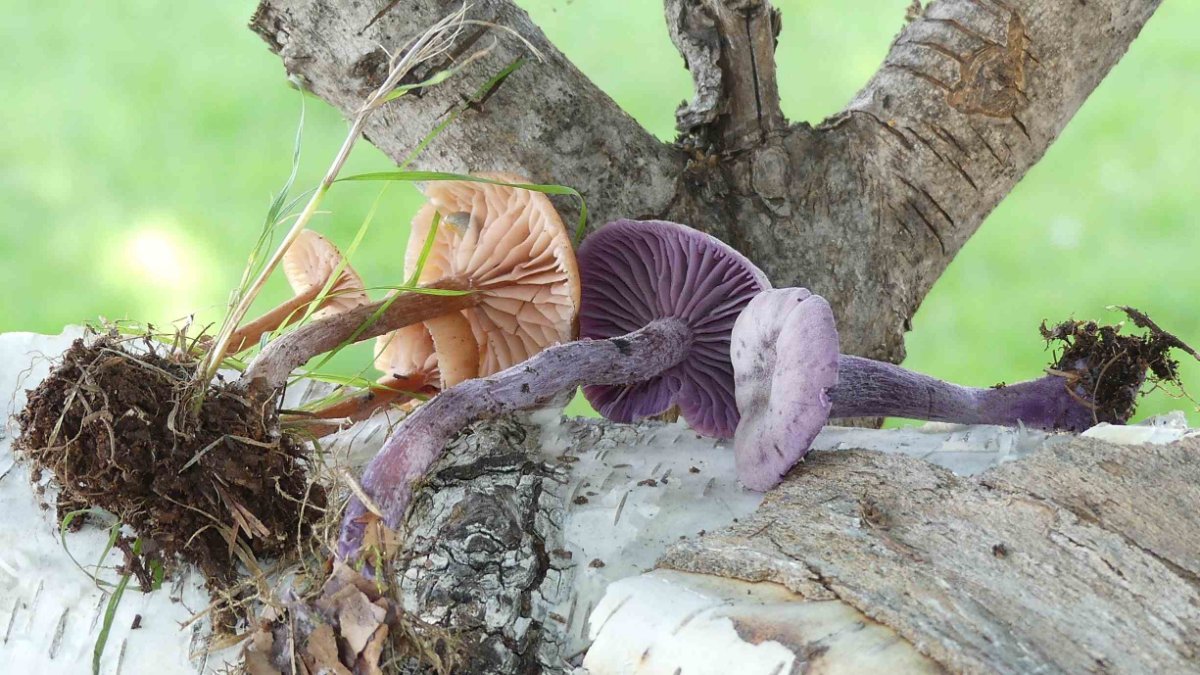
[249,0,1163,363]
[667,0,786,150]
[660,437,1200,673]
[250,0,682,227]
[663,0,1164,361]
[831,0,1164,317]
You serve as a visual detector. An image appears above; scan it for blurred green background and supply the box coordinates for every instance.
[2,1,1196,424]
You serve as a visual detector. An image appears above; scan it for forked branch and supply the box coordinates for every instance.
[249,0,1163,363]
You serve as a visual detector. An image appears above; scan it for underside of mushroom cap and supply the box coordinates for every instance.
[281,229,369,318]
[374,323,440,388]
[732,288,840,491]
[579,220,770,438]
[406,173,581,380]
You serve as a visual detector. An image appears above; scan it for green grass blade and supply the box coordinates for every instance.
[396,58,526,171]
[242,93,308,299]
[338,171,588,243]
[58,508,119,589]
[407,210,441,286]
[382,67,456,102]
[295,290,419,376]
[92,572,131,675]
[362,285,471,296]
[214,92,309,345]
[288,184,390,330]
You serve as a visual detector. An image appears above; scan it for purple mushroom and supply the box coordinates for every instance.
[338,220,769,559]
[580,220,771,437]
[733,288,1101,491]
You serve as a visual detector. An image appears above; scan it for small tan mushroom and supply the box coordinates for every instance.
[228,230,369,353]
[405,172,581,385]
[244,174,580,395]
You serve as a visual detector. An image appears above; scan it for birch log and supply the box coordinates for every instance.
[3,330,1199,672]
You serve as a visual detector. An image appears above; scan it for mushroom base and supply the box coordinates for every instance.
[830,357,1098,431]
[829,310,1192,431]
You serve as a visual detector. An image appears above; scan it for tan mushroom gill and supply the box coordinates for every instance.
[301,174,580,430]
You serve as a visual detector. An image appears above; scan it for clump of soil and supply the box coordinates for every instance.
[16,336,325,587]
[1041,306,1198,426]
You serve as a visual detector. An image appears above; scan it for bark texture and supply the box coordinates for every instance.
[389,418,567,674]
[660,437,1200,673]
[349,415,1200,674]
[249,0,1161,362]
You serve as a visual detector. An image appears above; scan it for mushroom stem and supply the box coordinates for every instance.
[241,278,476,394]
[226,284,324,354]
[829,355,1098,431]
[285,375,432,438]
[337,317,694,560]
[308,375,428,421]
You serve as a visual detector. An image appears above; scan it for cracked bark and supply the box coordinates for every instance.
[358,416,1200,673]
[660,437,1200,673]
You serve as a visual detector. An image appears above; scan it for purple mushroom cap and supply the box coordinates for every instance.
[731,288,840,491]
[578,219,770,438]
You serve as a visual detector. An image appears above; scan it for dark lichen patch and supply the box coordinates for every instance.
[1040,307,1197,426]
[15,337,324,588]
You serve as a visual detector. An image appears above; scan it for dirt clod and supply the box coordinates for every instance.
[16,337,325,587]
[1040,307,1197,425]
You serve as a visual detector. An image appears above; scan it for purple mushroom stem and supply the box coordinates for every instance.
[337,318,693,559]
[829,355,1096,431]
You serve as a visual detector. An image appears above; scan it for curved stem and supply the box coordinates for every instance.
[829,355,1098,431]
[226,284,323,354]
[287,375,433,438]
[309,374,429,421]
[240,278,475,394]
[337,317,694,560]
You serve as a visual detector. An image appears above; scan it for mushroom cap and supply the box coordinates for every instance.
[282,230,369,319]
[404,173,581,379]
[731,288,840,491]
[579,220,770,438]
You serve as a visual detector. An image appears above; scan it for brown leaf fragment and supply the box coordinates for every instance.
[356,624,390,675]
[337,588,389,656]
[302,624,352,675]
[243,627,284,675]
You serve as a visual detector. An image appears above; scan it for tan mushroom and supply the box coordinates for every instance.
[268,174,579,425]
[228,230,369,353]
[407,172,581,384]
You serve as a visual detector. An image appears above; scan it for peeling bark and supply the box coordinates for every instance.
[659,438,1200,673]
[249,0,1162,362]
[345,414,1200,674]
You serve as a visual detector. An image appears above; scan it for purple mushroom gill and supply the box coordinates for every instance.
[338,219,769,560]
[581,220,770,438]
[733,288,1101,491]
